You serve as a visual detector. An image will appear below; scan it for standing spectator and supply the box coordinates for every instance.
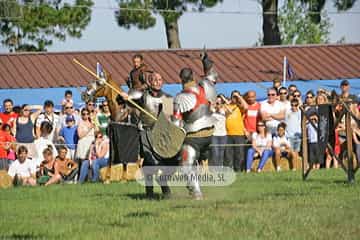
[272,78,282,92]
[7,146,36,186]
[61,90,74,107]
[304,91,316,108]
[210,95,227,167]
[287,84,297,96]
[79,131,110,183]
[307,112,320,169]
[60,102,80,128]
[278,87,291,112]
[0,99,18,129]
[76,109,96,166]
[246,121,273,173]
[291,90,303,106]
[243,90,261,140]
[0,121,15,170]
[35,100,61,142]
[85,100,98,124]
[285,99,301,168]
[34,121,58,163]
[2,124,16,164]
[273,122,295,171]
[223,91,248,171]
[96,100,111,136]
[59,115,78,160]
[260,88,285,135]
[339,80,357,102]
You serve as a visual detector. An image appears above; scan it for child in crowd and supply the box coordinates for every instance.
[59,115,78,159]
[307,112,320,169]
[61,90,74,107]
[272,122,295,171]
[8,146,37,186]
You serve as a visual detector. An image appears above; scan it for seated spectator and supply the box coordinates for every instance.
[273,122,296,171]
[7,146,36,186]
[307,112,320,169]
[46,146,78,185]
[34,121,58,162]
[0,121,16,170]
[246,121,273,173]
[79,131,110,183]
[58,115,78,160]
[37,146,56,185]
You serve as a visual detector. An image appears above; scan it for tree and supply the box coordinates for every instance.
[115,0,222,49]
[279,0,331,44]
[0,0,93,52]
[262,0,281,45]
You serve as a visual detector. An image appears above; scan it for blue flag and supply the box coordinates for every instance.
[286,59,295,79]
[96,62,105,78]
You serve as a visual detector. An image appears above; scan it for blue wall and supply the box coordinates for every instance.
[0,78,359,111]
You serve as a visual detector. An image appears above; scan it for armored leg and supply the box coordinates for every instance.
[180,144,202,199]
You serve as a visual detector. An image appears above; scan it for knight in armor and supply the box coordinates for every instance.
[172,67,217,200]
[126,72,175,198]
[127,54,152,91]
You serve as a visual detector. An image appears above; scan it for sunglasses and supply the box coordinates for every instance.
[65,106,73,109]
[291,104,298,107]
[310,118,317,121]
[87,103,95,106]
[267,93,276,96]
[280,92,287,95]
[306,96,313,99]
[102,104,108,107]
[82,113,89,116]
[293,94,301,97]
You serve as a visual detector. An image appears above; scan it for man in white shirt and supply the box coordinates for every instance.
[35,100,61,142]
[260,88,285,135]
[8,146,36,186]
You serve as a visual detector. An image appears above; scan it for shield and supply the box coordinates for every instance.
[148,112,186,159]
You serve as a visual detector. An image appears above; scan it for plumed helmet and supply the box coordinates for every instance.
[179,67,193,84]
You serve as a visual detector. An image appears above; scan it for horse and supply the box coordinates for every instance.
[81,73,141,182]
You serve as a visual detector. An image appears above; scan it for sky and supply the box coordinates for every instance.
[0,0,360,53]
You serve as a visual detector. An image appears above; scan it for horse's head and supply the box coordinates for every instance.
[81,77,107,102]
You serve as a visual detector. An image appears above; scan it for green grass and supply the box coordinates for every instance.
[1,169,360,240]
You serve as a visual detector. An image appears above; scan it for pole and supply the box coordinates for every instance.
[283,56,287,87]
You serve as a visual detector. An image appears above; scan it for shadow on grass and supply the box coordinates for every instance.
[1,233,45,239]
[125,193,162,201]
[125,211,159,218]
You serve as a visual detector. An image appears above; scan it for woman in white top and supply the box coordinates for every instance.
[33,121,58,166]
[8,146,36,186]
[76,108,96,163]
[79,131,109,183]
[246,121,273,173]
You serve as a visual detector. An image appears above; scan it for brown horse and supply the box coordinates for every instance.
[81,73,130,122]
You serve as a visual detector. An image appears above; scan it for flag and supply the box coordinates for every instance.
[286,59,295,79]
[96,62,105,78]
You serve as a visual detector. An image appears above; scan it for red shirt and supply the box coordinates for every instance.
[0,112,18,128]
[243,102,261,133]
[0,130,14,158]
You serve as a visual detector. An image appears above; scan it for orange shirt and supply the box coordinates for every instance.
[0,130,13,158]
[225,104,245,136]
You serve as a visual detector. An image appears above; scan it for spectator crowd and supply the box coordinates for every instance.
[0,59,360,188]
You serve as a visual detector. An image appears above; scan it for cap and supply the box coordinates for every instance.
[340,79,349,86]
[65,115,75,122]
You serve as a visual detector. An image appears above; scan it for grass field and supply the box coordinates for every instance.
[0,169,359,240]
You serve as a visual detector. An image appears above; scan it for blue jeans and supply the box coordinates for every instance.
[246,148,273,170]
[210,136,227,166]
[79,157,109,183]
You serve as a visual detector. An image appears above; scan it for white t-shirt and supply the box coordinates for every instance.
[212,111,227,136]
[273,135,290,151]
[36,113,61,142]
[280,100,291,112]
[260,100,283,134]
[285,109,301,137]
[252,132,272,151]
[8,158,36,178]
[34,137,58,161]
